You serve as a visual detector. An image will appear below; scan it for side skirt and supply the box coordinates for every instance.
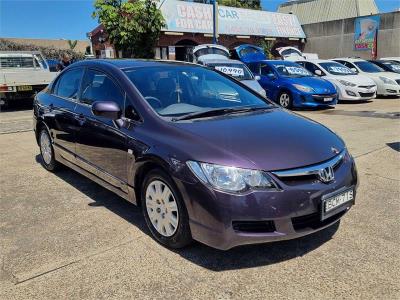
[54,146,137,205]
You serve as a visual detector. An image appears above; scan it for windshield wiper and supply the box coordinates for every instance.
[172,106,272,121]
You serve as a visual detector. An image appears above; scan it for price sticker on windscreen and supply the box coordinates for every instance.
[330,66,352,74]
[285,66,310,76]
[215,66,244,77]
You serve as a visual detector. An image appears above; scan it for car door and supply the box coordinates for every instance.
[74,68,128,186]
[259,63,278,99]
[48,67,84,162]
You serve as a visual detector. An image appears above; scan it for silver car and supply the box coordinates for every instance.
[200,59,266,97]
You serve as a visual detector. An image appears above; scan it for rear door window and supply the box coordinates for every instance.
[54,68,84,100]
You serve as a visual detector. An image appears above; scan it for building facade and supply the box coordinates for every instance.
[89,0,306,60]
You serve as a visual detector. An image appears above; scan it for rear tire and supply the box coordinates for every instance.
[278,91,293,109]
[141,169,192,249]
[39,128,59,171]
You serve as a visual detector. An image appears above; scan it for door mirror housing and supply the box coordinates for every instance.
[267,73,276,80]
[315,69,323,76]
[254,75,261,81]
[351,68,358,73]
[92,101,121,120]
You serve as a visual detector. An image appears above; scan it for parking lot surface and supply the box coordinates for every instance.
[0,99,399,299]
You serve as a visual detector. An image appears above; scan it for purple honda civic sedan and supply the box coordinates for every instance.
[33,60,358,250]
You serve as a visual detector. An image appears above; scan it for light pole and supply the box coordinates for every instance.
[212,0,218,44]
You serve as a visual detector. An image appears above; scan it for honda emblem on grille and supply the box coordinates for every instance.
[318,166,334,183]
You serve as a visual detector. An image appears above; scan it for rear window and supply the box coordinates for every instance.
[0,56,35,68]
[206,63,253,81]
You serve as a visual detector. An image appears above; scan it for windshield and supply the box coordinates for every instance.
[354,61,383,73]
[125,66,271,117]
[194,48,229,58]
[206,63,253,81]
[382,61,400,72]
[320,62,355,75]
[270,62,312,77]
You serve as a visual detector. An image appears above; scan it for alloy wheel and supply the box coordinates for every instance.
[279,93,290,108]
[40,131,52,165]
[145,180,179,237]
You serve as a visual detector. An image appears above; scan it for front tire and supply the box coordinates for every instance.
[39,128,59,171]
[278,91,293,109]
[141,169,192,249]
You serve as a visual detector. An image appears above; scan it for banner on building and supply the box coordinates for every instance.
[354,15,380,51]
[160,0,306,38]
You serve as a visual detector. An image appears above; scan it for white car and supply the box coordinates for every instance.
[381,57,400,64]
[296,59,377,101]
[192,44,230,63]
[333,58,400,96]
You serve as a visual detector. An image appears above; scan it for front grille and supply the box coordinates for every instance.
[359,92,375,97]
[358,85,375,89]
[232,220,276,233]
[292,210,346,231]
[396,79,400,85]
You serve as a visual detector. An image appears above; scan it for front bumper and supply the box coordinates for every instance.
[377,83,400,96]
[177,154,358,250]
[292,91,338,108]
[338,86,377,101]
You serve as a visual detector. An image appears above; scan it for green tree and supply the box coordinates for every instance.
[93,0,165,58]
[193,0,261,10]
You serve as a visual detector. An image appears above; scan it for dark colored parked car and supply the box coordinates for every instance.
[368,60,400,74]
[33,59,358,250]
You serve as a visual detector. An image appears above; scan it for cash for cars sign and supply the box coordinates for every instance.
[354,15,380,51]
[160,0,305,38]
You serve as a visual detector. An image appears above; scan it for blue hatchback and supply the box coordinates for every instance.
[232,45,337,109]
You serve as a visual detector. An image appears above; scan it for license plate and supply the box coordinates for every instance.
[324,97,333,102]
[17,85,32,91]
[321,188,354,220]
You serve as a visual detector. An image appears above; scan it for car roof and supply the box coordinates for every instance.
[332,58,366,62]
[298,59,338,64]
[71,59,199,70]
[202,59,244,64]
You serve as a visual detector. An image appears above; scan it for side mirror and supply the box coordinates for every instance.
[315,70,322,76]
[254,75,261,81]
[92,101,121,120]
[351,68,358,73]
[267,73,276,80]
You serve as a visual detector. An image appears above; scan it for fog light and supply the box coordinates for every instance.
[386,89,396,93]
[346,90,356,96]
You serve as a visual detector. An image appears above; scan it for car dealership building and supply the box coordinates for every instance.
[89,0,306,60]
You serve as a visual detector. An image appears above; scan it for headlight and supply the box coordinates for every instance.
[338,79,357,87]
[187,161,277,193]
[379,76,397,85]
[292,84,313,92]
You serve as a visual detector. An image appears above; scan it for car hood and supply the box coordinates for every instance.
[361,71,400,80]
[170,108,345,171]
[327,74,376,85]
[284,76,336,93]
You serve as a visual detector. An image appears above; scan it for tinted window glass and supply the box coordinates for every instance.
[124,66,271,117]
[54,68,83,99]
[354,61,384,73]
[206,62,253,80]
[81,69,124,108]
[260,64,275,76]
[319,62,354,75]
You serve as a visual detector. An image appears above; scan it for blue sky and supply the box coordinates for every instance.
[0,0,399,40]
